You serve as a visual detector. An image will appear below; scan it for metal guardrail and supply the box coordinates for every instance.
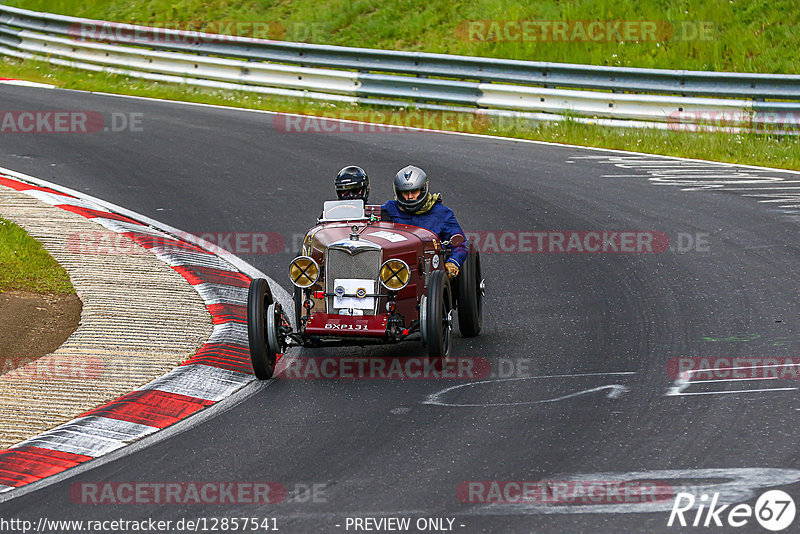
[1,4,799,132]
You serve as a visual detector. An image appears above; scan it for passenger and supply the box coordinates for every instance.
[382,165,467,278]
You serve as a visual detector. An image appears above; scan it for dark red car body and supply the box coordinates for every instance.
[296,210,445,341]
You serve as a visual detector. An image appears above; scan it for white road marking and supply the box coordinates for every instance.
[744,196,800,202]
[578,154,800,211]
[665,364,800,397]
[462,468,800,515]
[0,79,56,89]
[726,184,800,189]
[423,372,635,407]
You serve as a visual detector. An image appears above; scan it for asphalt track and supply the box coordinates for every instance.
[2,84,800,533]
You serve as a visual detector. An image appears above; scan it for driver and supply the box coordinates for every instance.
[382,165,467,278]
[334,165,370,202]
[333,165,391,221]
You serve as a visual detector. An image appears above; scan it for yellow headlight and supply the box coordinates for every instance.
[289,256,320,288]
[380,259,410,290]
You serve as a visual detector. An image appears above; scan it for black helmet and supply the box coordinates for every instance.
[393,165,429,213]
[335,165,369,202]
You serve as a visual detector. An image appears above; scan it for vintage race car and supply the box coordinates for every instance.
[247,199,484,379]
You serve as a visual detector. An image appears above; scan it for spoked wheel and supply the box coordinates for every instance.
[247,278,278,380]
[457,247,483,337]
[423,270,454,359]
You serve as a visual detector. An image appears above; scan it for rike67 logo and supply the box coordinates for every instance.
[668,490,795,531]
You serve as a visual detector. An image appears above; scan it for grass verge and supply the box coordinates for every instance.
[5,0,800,73]
[0,216,75,294]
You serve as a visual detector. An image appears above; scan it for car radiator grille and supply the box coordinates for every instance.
[325,247,381,314]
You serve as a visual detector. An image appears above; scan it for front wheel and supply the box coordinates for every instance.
[247,278,277,379]
[423,270,453,359]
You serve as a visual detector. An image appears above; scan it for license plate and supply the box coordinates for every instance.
[333,278,374,310]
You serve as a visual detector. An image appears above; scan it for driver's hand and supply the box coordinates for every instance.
[445,262,459,279]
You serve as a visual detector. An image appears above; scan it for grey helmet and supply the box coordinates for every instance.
[393,165,429,213]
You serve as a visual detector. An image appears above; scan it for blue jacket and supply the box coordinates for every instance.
[382,198,467,267]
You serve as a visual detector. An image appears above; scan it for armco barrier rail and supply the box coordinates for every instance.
[1,4,800,132]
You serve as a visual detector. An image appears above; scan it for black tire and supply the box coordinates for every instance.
[457,248,483,337]
[247,278,276,380]
[292,248,304,330]
[425,270,453,359]
[293,284,303,330]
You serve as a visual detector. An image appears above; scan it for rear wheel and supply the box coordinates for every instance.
[247,278,277,379]
[424,270,453,359]
[457,248,483,337]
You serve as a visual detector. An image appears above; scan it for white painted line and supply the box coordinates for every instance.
[748,197,800,202]
[615,163,731,168]
[726,186,800,190]
[642,169,749,174]
[687,363,800,373]
[672,387,797,396]
[666,363,800,396]
[650,175,770,179]
[139,364,254,402]
[463,468,800,516]
[0,79,56,89]
[691,377,783,383]
[601,174,659,177]
[436,385,630,407]
[424,372,635,407]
